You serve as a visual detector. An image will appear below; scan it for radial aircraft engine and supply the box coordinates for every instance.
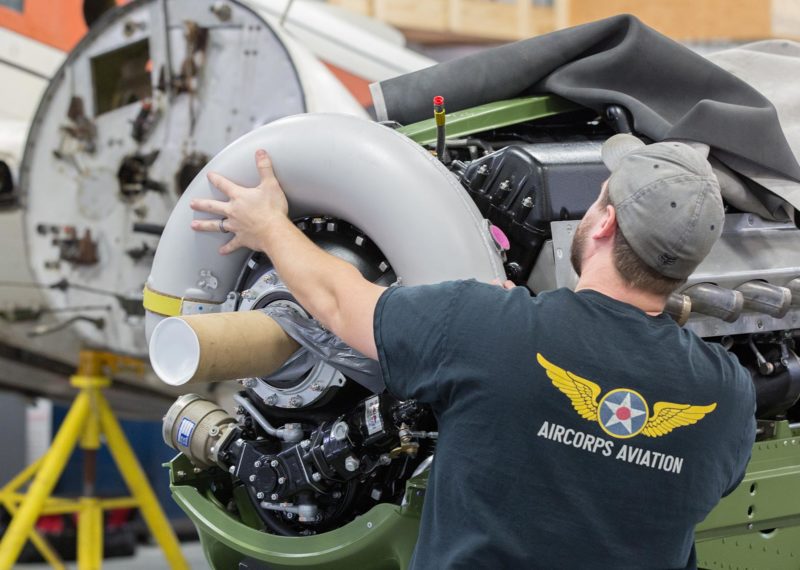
[0,0,371,414]
[152,81,800,570]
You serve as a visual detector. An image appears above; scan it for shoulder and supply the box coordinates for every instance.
[682,334,755,413]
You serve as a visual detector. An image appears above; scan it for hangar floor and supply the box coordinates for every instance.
[25,541,211,569]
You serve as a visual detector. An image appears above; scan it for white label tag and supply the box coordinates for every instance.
[364,396,383,436]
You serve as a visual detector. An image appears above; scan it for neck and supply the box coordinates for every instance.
[575,267,667,316]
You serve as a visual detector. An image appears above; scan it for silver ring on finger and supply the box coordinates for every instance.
[219,218,230,233]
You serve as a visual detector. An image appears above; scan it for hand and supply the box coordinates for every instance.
[491,278,516,290]
[190,149,289,255]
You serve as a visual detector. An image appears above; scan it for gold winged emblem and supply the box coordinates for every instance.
[536,353,717,439]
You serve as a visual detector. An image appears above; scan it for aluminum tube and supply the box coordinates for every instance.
[145,114,506,340]
[232,393,279,439]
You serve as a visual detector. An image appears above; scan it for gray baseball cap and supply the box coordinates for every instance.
[601,134,724,280]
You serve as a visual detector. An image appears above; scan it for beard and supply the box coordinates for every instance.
[570,219,590,277]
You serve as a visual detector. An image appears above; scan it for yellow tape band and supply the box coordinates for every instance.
[142,285,183,317]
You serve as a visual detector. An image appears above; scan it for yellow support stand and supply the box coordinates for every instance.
[0,350,189,570]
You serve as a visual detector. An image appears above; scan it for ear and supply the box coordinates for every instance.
[592,204,617,240]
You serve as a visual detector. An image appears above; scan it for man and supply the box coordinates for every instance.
[190,134,756,569]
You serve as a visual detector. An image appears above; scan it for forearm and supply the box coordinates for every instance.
[256,215,366,330]
[194,153,383,358]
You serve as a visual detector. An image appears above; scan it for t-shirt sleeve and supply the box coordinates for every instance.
[722,355,757,497]
[373,281,465,404]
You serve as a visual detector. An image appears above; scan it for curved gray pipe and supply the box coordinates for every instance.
[145,113,505,339]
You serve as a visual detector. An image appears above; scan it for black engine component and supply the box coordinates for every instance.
[460,140,609,281]
[217,393,431,528]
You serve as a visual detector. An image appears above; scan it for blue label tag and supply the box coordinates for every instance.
[177,417,196,448]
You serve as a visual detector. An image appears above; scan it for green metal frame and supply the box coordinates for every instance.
[696,421,800,569]
[395,95,582,146]
[168,454,425,569]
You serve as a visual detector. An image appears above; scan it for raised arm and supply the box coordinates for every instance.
[190,150,385,359]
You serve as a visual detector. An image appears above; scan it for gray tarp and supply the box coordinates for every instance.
[707,40,800,219]
[370,15,800,219]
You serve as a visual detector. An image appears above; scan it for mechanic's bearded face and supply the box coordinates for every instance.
[570,215,590,276]
[570,182,609,276]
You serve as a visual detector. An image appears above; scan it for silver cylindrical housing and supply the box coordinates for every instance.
[162,394,237,468]
[684,283,744,323]
[664,293,692,326]
[736,280,792,318]
[788,278,800,306]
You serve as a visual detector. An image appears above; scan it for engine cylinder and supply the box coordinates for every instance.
[684,283,744,322]
[736,280,792,318]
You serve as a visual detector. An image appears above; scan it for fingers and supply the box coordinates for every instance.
[490,278,516,290]
[255,149,274,183]
[190,198,230,216]
[190,219,231,233]
[207,172,241,197]
[219,236,242,255]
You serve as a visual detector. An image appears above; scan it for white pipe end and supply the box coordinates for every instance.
[149,317,200,386]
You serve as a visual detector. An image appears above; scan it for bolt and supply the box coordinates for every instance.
[270,460,279,468]
[209,426,220,436]
[747,523,754,530]
[254,461,262,468]
[499,180,510,191]
[312,472,322,482]
[332,491,342,499]
[332,422,349,441]
[242,378,257,389]
[285,512,294,520]
[300,439,311,449]
[270,493,279,501]
[193,467,202,474]
[522,196,534,208]
[261,273,275,284]
[264,394,278,406]
[310,382,323,392]
[367,521,373,529]
[371,488,382,501]
[278,477,286,484]
[176,470,186,478]
[228,466,236,474]
[248,474,256,482]
[289,395,303,408]
[344,456,360,472]
[256,491,265,499]
[236,439,244,447]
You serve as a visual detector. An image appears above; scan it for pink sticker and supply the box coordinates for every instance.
[490,225,510,251]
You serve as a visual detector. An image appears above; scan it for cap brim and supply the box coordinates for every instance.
[602,133,646,171]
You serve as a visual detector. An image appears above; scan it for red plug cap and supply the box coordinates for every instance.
[433,96,444,106]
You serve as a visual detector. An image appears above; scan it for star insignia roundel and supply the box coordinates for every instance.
[598,389,649,439]
[536,353,718,439]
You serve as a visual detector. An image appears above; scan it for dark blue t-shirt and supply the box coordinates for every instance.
[374,281,755,570]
